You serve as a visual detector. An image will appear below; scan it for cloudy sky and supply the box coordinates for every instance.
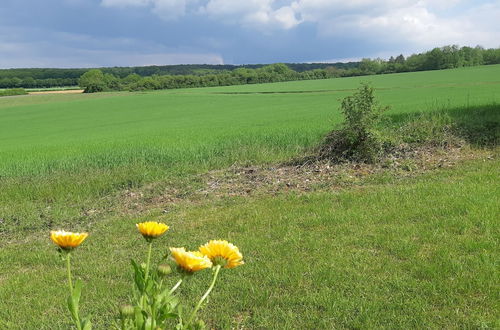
[1,0,499,68]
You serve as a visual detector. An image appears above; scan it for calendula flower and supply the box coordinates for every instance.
[169,247,212,272]
[50,230,88,250]
[199,240,244,268]
[136,221,169,240]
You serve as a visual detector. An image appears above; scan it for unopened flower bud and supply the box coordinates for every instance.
[120,305,134,318]
[157,264,172,276]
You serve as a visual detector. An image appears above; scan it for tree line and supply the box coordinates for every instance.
[79,45,500,93]
[0,62,356,90]
[357,45,500,74]
[1,45,499,91]
[78,63,340,93]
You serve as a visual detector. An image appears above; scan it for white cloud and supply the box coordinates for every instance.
[311,1,500,49]
[273,6,300,29]
[199,0,301,29]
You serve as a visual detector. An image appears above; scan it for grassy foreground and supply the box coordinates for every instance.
[0,156,498,328]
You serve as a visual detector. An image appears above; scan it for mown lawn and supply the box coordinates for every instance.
[0,156,498,329]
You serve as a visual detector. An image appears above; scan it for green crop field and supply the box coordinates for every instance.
[0,65,499,329]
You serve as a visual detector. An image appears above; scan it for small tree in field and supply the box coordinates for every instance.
[319,83,389,163]
[78,69,106,93]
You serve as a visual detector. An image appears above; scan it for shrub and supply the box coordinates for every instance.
[0,88,27,97]
[318,83,389,163]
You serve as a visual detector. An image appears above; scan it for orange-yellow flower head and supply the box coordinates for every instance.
[50,230,88,250]
[169,247,212,273]
[136,221,169,240]
[199,240,244,268]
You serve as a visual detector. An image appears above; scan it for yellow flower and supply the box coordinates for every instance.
[136,221,169,240]
[169,247,212,272]
[50,230,88,250]
[199,240,244,268]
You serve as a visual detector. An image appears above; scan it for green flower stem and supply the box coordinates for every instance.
[144,241,153,285]
[66,252,82,330]
[185,265,222,329]
[140,241,154,311]
[169,279,183,295]
[66,252,73,292]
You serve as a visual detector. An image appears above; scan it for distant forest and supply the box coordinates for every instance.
[1,45,499,91]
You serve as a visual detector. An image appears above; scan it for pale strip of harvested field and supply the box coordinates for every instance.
[28,89,84,95]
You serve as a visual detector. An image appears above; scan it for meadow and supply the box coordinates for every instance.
[0,65,499,328]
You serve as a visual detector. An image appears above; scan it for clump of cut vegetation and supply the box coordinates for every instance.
[0,88,27,97]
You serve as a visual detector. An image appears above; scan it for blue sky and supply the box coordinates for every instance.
[1,0,499,68]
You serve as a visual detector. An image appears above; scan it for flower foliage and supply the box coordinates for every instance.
[52,221,244,329]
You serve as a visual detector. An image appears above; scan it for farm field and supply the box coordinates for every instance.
[0,65,499,328]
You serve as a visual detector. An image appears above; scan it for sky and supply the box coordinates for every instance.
[0,0,499,68]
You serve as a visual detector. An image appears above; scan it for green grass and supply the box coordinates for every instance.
[1,65,499,177]
[0,65,499,328]
[0,157,498,328]
[0,65,499,233]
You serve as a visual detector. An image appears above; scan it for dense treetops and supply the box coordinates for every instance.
[1,45,499,91]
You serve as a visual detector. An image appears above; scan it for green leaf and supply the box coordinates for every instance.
[169,296,179,310]
[66,279,82,324]
[156,287,171,303]
[67,295,78,322]
[162,312,178,320]
[72,279,82,305]
[131,259,145,292]
[81,318,92,330]
[144,317,153,330]
[133,306,144,329]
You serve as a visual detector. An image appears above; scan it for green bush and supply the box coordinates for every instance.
[78,69,107,93]
[0,88,27,97]
[319,83,388,163]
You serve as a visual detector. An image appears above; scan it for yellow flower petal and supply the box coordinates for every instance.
[169,247,212,272]
[136,221,169,239]
[199,240,244,269]
[50,230,88,250]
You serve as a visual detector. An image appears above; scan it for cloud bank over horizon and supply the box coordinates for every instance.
[0,0,499,68]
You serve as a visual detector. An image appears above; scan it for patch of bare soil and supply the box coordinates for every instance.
[117,145,495,215]
[28,90,84,95]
